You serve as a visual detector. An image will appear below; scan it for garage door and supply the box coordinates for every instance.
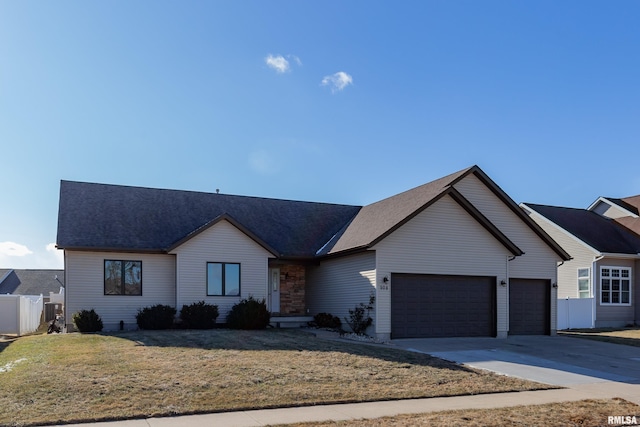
[391,274,496,339]
[509,278,550,335]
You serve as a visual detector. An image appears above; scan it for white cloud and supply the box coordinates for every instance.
[265,54,302,74]
[321,71,353,93]
[0,241,33,257]
[265,54,290,73]
[46,243,64,267]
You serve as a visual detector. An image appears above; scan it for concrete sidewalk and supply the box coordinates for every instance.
[55,387,605,427]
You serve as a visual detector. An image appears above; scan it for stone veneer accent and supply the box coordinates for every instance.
[279,265,306,315]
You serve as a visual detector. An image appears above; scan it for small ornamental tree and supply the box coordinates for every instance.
[344,294,375,335]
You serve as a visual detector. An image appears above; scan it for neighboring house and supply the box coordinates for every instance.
[522,200,640,328]
[0,269,65,301]
[56,165,569,338]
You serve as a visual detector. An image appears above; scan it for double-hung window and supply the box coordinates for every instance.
[104,260,142,295]
[207,262,240,296]
[600,266,631,305]
[577,268,590,298]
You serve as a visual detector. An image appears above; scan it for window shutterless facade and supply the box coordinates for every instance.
[104,260,142,295]
[207,262,240,296]
[600,266,631,305]
[578,268,590,298]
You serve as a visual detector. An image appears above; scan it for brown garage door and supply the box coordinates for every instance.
[391,274,496,339]
[509,278,550,335]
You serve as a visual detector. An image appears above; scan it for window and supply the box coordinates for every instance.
[578,268,590,298]
[105,260,142,295]
[600,266,631,305]
[207,262,240,296]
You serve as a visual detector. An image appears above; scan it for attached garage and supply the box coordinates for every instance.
[509,278,551,335]
[391,273,496,338]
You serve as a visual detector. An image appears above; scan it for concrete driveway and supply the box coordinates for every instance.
[392,335,640,386]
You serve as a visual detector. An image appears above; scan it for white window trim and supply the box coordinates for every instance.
[599,266,632,306]
[577,267,591,298]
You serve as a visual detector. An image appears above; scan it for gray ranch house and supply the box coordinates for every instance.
[523,196,640,328]
[56,165,569,339]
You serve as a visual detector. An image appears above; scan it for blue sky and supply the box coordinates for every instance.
[1,1,639,269]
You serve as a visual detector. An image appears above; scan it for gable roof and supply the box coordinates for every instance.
[322,166,570,260]
[0,269,64,295]
[588,196,640,217]
[56,181,361,258]
[524,203,640,255]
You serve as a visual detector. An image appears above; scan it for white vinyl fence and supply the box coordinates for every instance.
[0,295,44,336]
[557,297,595,330]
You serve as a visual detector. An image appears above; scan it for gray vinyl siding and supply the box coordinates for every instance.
[525,209,599,299]
[306,251,376,332]
[594,258,636,327]
[64,250,176,331]
[170,219,273,322]
[454,174,560,333]
[372,195,510,337]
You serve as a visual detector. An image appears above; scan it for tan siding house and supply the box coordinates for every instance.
[57,165,569,337]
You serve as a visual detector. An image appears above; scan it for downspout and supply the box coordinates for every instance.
[504,255,516,337]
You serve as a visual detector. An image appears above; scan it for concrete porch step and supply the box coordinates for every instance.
[269,315,313,329]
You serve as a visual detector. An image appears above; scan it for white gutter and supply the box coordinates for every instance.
[598,252,640,259]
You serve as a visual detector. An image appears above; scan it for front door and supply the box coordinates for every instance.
[269,268,280,314]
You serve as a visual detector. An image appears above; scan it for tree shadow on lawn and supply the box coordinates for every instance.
[105,328,494,375]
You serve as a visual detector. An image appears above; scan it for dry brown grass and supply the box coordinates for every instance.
[0,329,554,426]
[560,327,640,347]
[281,398,640,427]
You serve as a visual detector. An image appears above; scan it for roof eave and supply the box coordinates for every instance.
[166,213,280,257]
[471,169,572,261]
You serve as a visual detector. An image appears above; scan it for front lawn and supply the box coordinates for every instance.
[559,327,640,347]
[0,329,554,426]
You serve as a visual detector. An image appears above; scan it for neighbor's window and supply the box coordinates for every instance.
[600,266,631,305]
[578,268,590,298]
[207,262,240,296]
[104,260,142,295]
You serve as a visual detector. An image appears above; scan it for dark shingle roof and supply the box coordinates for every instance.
[525,204,640,254]
[323,167,474,254]
[57,167,571,261]
[56,181,362,258]
[0,269,64,295]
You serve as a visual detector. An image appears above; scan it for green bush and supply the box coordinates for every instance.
[226,296,270,330]
[136,304,176,330]
[72,309,103,333]
[180,301,219,329]
[310,312,342,330]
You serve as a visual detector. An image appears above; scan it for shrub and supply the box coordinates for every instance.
[344,294,375,335]
[310,312,342,330]
[136,304,176,330]
[226,296,270,330]
[180,301,219,329]
[72,309,103,333]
